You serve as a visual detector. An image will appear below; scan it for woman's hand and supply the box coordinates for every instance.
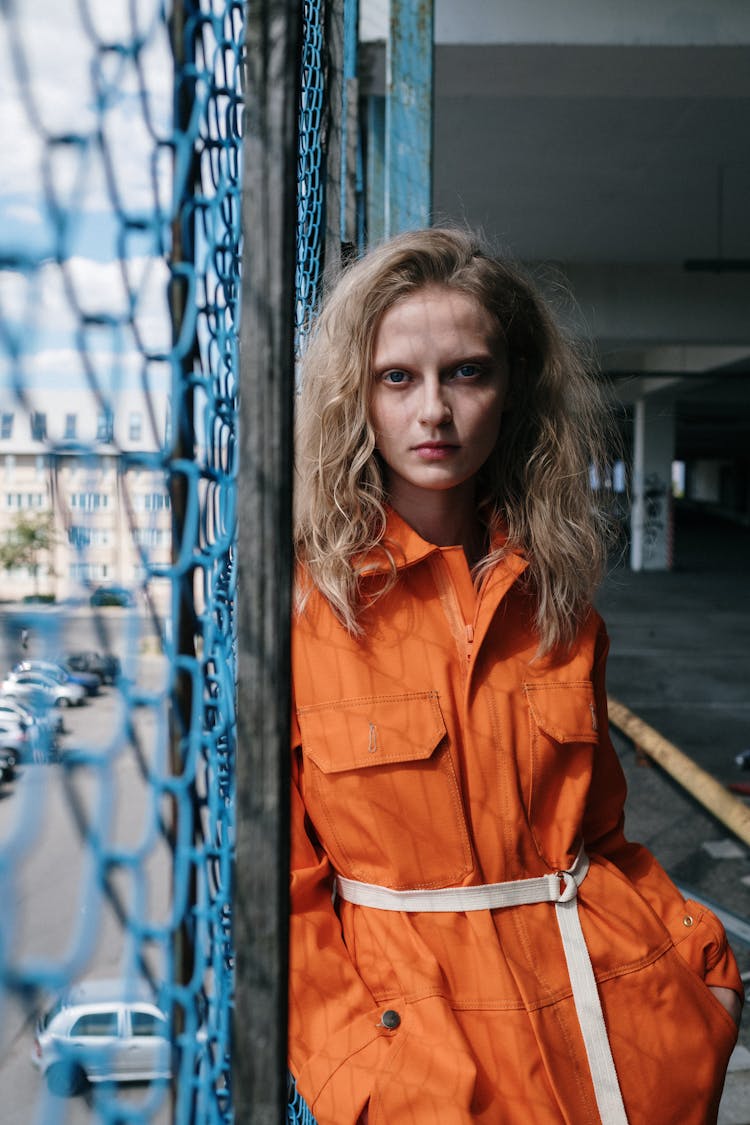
[709,986,743,1028]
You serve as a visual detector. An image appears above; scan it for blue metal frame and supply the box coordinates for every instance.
[385,0,434,235]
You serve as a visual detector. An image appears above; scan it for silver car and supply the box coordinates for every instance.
[0,719,30,777]
[2,669,86,707]
[0,696,63,747]
[32,978,171,1095]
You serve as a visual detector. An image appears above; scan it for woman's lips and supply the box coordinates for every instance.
[413,442,459,461]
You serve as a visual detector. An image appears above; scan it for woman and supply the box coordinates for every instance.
[288,228,742,1124]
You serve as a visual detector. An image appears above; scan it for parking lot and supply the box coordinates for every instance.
[0,605,172,1122]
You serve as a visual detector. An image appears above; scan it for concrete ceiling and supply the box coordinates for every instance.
[432,45,750,266]
[361,23,750,461]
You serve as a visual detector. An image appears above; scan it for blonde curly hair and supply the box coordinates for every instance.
[294,227,614,654]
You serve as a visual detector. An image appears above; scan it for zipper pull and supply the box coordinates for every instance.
[466,624,474,661]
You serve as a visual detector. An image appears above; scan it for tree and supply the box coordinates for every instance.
[0,511,55,596]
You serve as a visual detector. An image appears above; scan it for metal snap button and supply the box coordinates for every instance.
[380,1009,401,1029]
[682,915,694,927]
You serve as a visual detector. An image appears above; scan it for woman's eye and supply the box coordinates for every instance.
[454,363,481,379]
[383,370,409,384]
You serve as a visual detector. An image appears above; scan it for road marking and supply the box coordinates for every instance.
[701,839,747,860]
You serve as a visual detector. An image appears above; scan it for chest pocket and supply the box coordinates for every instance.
[523,680,600,867]
[298,691,473,888]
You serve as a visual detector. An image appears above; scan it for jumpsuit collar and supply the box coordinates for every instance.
[357,505,529,582]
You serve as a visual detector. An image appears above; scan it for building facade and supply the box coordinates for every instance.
[0,386,172,610]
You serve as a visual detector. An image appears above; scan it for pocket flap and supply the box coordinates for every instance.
[523,681,600,744]
[298,691,446,774]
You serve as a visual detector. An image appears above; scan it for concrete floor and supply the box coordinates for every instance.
[596,504,750,1123]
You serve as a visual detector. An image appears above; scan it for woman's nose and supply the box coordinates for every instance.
[418,381,452,426]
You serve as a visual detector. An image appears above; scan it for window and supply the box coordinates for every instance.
[96,408,114,443]
[134,527,170,547]
[130,1011,167,1038]
[129,411,143,442]
[134,493,170,512]
[64,414,77,440]
[69,526,110,547]
[70,1011,119,1038]
[71,492,109,511]
[5,493,45,509]
[1,413,13,440]
[70,561,110,581]
[612,460,626,494]
[31,412,47,441]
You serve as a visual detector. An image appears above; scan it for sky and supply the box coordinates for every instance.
[0,0,174,395]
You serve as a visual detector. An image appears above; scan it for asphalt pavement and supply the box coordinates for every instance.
[596,504,750,1124]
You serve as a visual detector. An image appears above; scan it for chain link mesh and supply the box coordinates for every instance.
[295,0,326,348]
[0,0,352,1119]
[0,0,241,1120]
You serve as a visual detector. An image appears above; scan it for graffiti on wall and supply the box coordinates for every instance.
[643,472,667,562]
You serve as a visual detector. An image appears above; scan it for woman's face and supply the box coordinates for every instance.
[369,284,509,509]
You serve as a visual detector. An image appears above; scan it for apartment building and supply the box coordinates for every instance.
[0,385,172,609]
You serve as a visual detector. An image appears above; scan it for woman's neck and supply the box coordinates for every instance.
[388,482,486,566]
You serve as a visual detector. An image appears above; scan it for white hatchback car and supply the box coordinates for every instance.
[2,669,86,708]
[32,978,171,1095]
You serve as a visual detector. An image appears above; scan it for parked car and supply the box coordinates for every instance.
[2,671,85,708]
[12,660,100,697]
[0,751,16,783]
[0,722,26,779]
[32,978,171,1095]
[89,585,134,608]
[65,650,122,685]
[0,697,62,747]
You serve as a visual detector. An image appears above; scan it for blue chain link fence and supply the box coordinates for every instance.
[0,0,239,1120]
[0,0,355,1120]
[296,0,326,348]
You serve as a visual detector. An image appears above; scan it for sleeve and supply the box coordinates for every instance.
[582,619,745,1003]
[287,708,397,1124]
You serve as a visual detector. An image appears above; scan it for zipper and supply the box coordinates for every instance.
[428,554,475,671]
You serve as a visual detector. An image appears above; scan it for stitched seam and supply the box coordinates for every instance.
[298,690,440,713]
[366,941,673,1012]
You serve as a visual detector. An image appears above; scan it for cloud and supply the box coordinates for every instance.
[0,0,234,415]
[0,342,169,395]
[2,202,46,227]
[0,254,172,399]
[0,0,172,213]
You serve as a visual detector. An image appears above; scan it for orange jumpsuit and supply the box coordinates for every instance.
[289,510,742,1124]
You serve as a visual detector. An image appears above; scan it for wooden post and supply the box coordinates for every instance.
[341,0,360,250]
[235,2,300,1122]
[168,5,200,1118]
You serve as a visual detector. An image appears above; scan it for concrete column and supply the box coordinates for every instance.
[630,397,675,571]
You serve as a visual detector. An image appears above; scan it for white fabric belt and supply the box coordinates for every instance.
[335,849,628,1125]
